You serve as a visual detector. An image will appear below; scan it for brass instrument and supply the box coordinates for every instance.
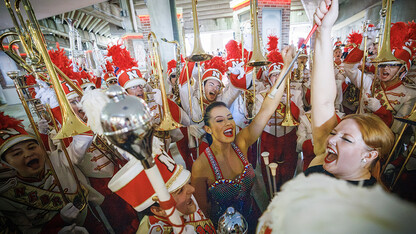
[5,0,90,139]
[281,72,299,126]
[294,62,304,81]
[356,20,371,114]
[371,0,402,65]
[161,38,182,107]
[245,0,271,120]
[186,0,213,123]
[148,32,182,131]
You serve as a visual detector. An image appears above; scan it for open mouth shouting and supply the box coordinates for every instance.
[223,128,234,137]
[324,146,338,164]
[26,158,41,169]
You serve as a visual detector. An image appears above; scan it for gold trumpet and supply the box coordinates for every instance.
[281,72,299,126]
[23,0,90,139]
[148,32,182,131]
[186,0,213,123]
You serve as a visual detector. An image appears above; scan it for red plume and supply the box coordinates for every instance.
[205,56,227,74]
[0,112,23,129]
[48,45,81,81]
[267,50,283,65]
[180,54,185,63]
[267,35,279,52]
[167,59,177,70]
[297,38,305,49]
[347,31,363,46]
[225,40,241,60]
[107,43,138,72]
[390,22,409,49]
[408,21,416,40]
[104,60,115,73]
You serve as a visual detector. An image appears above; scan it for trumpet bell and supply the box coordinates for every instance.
[54,109,91,139]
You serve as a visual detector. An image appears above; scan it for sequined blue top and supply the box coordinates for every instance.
[204,143,256,225]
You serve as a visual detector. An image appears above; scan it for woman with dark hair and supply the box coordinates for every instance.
[191,45,295,230]
[307,0,395,186]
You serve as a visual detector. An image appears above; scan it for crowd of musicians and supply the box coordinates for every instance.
[1,0,416,233]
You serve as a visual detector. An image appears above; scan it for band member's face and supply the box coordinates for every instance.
[126,85,144,99]
[169,74,177,85]
[204,79,221,102]
[269,73,280,85]
[69,96,87,121]
[171,183,197,215]
[298,57,308,65]
[107,79,118,86]
[3,140,46,178]
[368,43,378,56]
[334,49,342,60]
[378,64,401,82]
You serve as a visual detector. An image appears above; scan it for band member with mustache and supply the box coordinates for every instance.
[343,21,416,134]
[307,0,395,186]
[0,112,107,233]
[191,45,295,232]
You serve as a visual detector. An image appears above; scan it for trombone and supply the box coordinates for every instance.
[281,72,299,127]
[186,0,212,123]
[4,0,90,139]
[245,0,271,120]
[148,32,182,131]
[161,37,182,107]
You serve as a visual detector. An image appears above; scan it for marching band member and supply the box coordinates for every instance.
[254,43,302,195]
[343,22,416,134]
[0,113,105,233]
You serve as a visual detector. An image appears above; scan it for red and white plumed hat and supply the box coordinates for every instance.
[103,60,117,83]
[202,56,227,86]
[343,31,364,63]
[297,38,308,57]
[178,61,195,87]
[167,59,177,78]
[225,40,242,68]
[61,80,81,100]
[79,70,96,90]
[108,153,190,212]
[48,44,83,83]
[390,22,414,71]
[0,112,36,159]
[107,43,145,89]
[266,35,284,78]
[334,40,343,51]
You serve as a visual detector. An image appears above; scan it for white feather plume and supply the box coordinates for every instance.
[258,174,416,234]
[80,88,109,135]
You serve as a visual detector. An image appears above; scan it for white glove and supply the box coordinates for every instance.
[188,124,205,139]
[37,118,49,134]
[152,88,162,106]
[60,203,80,223]
[363,94,382,112]
[58,223,89,234]
[228,62,245,79]
[35,85,59,109]
[192,63,202,79]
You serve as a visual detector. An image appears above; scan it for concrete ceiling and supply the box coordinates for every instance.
[0,0,107,30]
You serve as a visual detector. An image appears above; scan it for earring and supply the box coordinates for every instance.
[361,158,367,163]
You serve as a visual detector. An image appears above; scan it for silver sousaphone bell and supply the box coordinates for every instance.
[100,85,155,168]
[217,207,248,234]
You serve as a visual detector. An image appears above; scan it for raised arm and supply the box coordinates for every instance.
[236,45,294,150]
[310,0,340,161]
